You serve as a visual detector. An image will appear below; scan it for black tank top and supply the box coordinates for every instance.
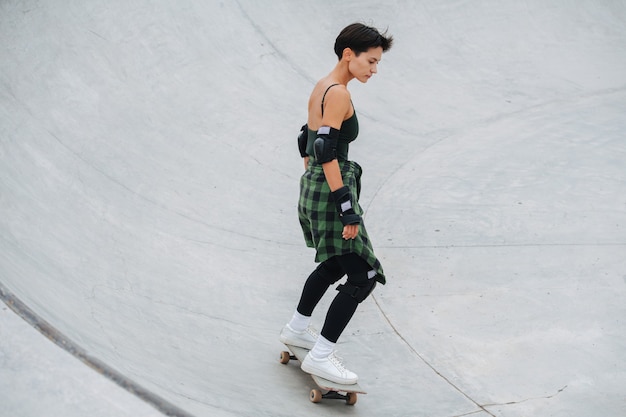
[305,84,359,161]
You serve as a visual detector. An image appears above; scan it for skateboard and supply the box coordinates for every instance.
[279,343,366,405]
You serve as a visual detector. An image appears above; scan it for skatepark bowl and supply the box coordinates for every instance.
[1,1,626,416]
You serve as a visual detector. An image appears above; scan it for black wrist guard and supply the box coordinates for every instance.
[297,124,308,158]
[331,186,361,226]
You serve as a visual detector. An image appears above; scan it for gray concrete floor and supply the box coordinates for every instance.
[1,1,626,416]
[0,302,163,417]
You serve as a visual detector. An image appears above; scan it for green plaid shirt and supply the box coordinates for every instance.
[298,160,386,284]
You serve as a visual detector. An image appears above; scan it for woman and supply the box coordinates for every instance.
[280,23,393,385]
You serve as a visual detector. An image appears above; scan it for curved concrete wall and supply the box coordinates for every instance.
[2,1,626,416]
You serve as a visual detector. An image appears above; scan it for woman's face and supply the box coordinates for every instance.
[348,46,383,83]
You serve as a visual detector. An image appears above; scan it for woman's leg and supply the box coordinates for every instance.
[319,252,375,343]
[280,258,345,349]
[296,258,344,317]
[302,253,376,384]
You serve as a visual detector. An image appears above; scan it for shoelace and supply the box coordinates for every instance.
[328,352,349,374]
[304,326,318,339]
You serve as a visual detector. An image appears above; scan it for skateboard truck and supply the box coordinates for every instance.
[310,388,358,405]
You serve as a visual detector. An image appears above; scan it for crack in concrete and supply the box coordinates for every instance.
[482,385,568,408]
[372,293,497,417]
[373,290,570,416]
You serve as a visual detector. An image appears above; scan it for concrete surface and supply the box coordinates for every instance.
[1,1,626,416]
[0,299,165,417]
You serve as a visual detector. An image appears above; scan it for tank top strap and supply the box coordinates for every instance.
[320,83,340,116]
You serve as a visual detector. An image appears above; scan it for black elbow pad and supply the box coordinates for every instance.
[297,124,308,157]
[313,126,340,163]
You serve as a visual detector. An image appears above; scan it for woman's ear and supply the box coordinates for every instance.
[342,47,353,61]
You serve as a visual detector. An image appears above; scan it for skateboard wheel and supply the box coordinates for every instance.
[346,392,357,405]
[279,351,291,364]
[310,389,322,403]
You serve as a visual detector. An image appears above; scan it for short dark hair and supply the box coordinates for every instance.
[334,23,394,60]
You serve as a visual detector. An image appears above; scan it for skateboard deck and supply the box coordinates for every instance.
[280,343,366,404]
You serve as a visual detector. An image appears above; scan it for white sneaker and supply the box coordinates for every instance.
[279,324,318,350]
[301,351,358,385]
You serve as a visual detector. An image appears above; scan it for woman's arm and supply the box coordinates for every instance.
[318,86,359,240]
[321,159,344,191]
[318,86,351,191]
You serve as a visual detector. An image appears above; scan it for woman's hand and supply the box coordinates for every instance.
[342,224,359,240]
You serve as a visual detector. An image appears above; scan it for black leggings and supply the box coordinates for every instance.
[296,253,372,343]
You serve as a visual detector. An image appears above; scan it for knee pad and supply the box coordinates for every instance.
[336,278,377,303]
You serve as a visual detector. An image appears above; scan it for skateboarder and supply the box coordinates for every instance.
[280,23,393,385]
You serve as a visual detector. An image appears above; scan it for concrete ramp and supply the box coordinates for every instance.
[2,1,626,416]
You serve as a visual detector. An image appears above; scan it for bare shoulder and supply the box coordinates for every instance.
[324,83,351,101]
[321,83,351,114]
[308,80,352,128]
